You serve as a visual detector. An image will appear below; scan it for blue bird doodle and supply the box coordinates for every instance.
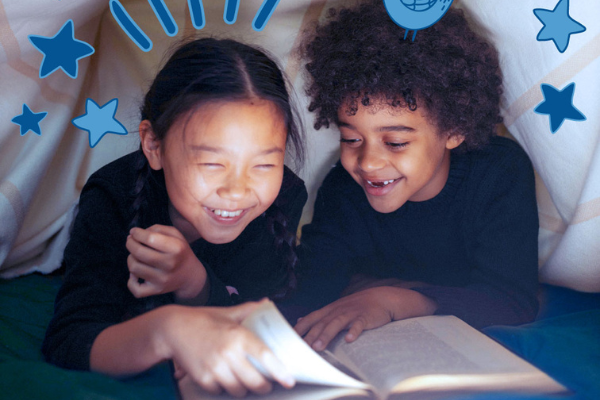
[382,0,454,40]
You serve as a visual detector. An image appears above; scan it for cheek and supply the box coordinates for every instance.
[340,149,356,172]
[257,170,284,207]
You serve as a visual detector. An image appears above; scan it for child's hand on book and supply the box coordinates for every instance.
[126,224,208,301]
[341,274,432,296]
[294,287,437,351]
[164,300,296,397]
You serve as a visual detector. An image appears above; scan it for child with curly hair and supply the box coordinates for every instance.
[294,0,539,352]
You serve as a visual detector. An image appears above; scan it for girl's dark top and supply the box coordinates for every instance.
[297,136,539,329]
[42,151,307,370]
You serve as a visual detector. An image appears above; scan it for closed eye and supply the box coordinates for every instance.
[199,163,224,168]
[340,138,361,146]
[385,142,408,149]
[255,164,276,169]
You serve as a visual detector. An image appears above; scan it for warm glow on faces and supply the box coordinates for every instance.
[338,101,464,213]
[148,100,287,244]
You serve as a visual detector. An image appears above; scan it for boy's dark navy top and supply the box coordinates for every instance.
[42,151,307,371]
[297,136,539,329]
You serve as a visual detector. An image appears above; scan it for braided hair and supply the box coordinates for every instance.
[130,37,305,299]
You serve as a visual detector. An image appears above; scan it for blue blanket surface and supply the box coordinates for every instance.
[1,275,598,400]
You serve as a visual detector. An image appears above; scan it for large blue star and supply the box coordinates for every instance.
[534,83,586,133]
[72,98,128,148]
[29,20,95,79]
[533,0,586,53]
[11,104,48,136]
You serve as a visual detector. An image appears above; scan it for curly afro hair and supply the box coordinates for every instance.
[301,0,503,150]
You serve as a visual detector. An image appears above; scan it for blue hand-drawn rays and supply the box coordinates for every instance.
[383,0,454,41]
[110,0,153,52]
[111,0,281,52]
[224,0,240,25]
[254,0,282,32]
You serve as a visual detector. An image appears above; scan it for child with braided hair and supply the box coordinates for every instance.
[43,37,307,397]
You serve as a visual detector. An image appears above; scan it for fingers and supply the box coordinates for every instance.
[294,307,328,337]
[129,226,184,255]
[146,224,186,240]
[212,361,248,398]
[127,272,162,298]
[304,315,352,351]
[256,351,295,389]
[127,254,164,284]
[126,236,167,268]
[345,318,366,343]
[230,355,273,395]
[224,299,267,322]
[192,372,222,395]
[238,328,294,390]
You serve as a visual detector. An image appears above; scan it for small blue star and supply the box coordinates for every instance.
[533,0,586,53]
[534,83,586,133]
[29,20,95,79]
[72,98,128,148]
[11,104,48,136]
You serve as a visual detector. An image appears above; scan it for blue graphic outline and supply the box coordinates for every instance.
[28,19,95,79]
[11,104,48,136]
[188,0,206,29]
[110,0,153,52]
[382,0,453,41]
[148,0,178,36]
[72,98,128,148]
[253,0,281,32]
[224,0,240,25]
[534,82,586,133]
[533,0,586,53]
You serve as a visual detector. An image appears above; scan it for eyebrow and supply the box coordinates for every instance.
[190,145,284,156]
[338,121,416,133]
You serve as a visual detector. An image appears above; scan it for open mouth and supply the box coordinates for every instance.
[210,209,243,218]
[366,179,399,188]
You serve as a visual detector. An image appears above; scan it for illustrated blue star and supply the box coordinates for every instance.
[72,98,128,148]
[534,83,586,133]
[533,0,586,53]
[11,104,48,136]
[29,20,95,79]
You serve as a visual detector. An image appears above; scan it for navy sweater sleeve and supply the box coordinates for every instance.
[296,137,539,329]
[414,141,539,327]
[42,173,148,370]
[296,166,376,311]
[42,159,307,370]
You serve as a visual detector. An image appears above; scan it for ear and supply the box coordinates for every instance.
[139,120,163,171]
[445,132,465,150]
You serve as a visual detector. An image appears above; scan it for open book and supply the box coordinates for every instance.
[179,301,567,400]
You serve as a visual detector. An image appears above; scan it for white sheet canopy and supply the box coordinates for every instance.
[1,0,598,291]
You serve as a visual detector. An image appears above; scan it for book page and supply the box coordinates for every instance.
[327,315,566,396]
[241,301,370,389]
[179,377,373,400]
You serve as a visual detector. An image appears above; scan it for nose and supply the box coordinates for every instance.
[217,171,250,201]
[357,145,386,172]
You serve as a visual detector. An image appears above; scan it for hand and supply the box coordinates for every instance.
[126,224,207,300]
[294,287,437,351]
[161,300,295,397]
[341,274,432,296]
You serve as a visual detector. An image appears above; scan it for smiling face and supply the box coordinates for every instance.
[338,101,464,213]
[142,100,287,244]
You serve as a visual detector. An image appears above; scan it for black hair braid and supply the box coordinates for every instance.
[129,149,152,230]
[265,202,299,300]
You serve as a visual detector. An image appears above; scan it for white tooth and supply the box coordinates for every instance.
[384,180,390,185]
[235,210,242,216]
[222,210,230,217]
[214,209,222,216]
